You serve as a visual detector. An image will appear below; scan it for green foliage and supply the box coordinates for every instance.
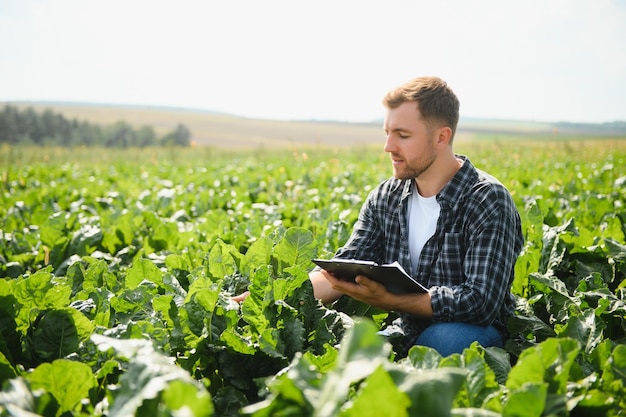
[0,105,191,147]
[0,141,625,415]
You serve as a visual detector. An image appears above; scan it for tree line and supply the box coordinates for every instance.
[0,105,192,147]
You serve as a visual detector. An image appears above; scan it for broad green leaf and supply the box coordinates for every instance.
[92,334,212,416]
[208,240,238,279]
[514,199,545,296]
[507,337,580,395]
[24,308,95,363]
[165,253,193,271]
[68,223,102,256]
[0,295,21,366]
[259,328,285,359]
[448,344,501,409]
[81,257,120,292]
[241,353,316,416]
[313,320,390,417]
[161,379,214,417]
[600,344,626,397]
[14,268,72,333]
[244,236,273,273]
[0,351,16,384]
[39,212,68,249]
[482,347,512,385]
[28,359,97,415]
[302,343,339,373]
[503,382,547,417]
[125,257,163,289]
[558,309,605,355]
[605,237,626,263]
[341,365,410,417]
[273,227,317,269]
[406,345,443,369]
[148,220,179,252]
[539,218,578,275]
[220,327,257,355]
[387,365,468,417]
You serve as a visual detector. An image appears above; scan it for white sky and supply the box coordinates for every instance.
[1,0,625,123]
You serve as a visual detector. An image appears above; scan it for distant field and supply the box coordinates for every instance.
[4,102,625,149]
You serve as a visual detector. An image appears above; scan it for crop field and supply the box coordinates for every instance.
[1,139,625,416]
[9,102,613,149]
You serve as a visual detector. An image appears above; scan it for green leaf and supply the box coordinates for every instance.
[506,337,580,395]
[161,379,214,417]
[273,227,317,269]
[539,218,578,275]
[165,253,192,271]
[39,212,68,249]
[0,377,58,416]
[451,345,501,409]
[208,240,238,279]
[24,308,95,364]
[341,365,410,417]
[302,343,339,373]
[313,319,390,417]
[68,223,102,256]
[92,334,212,416]
[605,237,626,263]
[14,268,72,333]
[600,343,626,398]
[481,347,512,386]
[503,382,547,417]
[28,359,97,415]
[125,257,163,289]
[220,327,257,355]
[244,236,273,274]
[558,309,605,355]
[388,365,468,417]
[514,199,545,296]
[0,351,17,385]
[406,345,443,369]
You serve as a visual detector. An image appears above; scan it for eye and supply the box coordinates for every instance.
[398,133,409,139]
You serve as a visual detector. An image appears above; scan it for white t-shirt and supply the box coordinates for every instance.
[407,183,441,274]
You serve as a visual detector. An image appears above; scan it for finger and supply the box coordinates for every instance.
[232,290,250,303]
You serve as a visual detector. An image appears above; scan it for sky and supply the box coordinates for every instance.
[1,0,625,124]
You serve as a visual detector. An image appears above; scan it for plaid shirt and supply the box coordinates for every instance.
[332,155,524,341]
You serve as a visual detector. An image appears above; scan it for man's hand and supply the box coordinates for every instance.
[323,271,394,310]
[232,290,250,303]
[321,269,433,318]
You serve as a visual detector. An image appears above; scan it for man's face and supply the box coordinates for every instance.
[383,101,439,181]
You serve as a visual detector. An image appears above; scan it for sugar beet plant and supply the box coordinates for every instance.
[0,142,625,416]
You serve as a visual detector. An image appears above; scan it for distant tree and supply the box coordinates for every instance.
[161,123,191,147]
[0,105,193,148]
[136,125,157,147]
[0,106,20,144]
[104,121,136,148]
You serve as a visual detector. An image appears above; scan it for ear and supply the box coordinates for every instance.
[436,126,453,146]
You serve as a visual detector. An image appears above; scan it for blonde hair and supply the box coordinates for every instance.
[383,76,460,140]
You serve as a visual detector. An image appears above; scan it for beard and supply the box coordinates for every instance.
[391,141,437,181]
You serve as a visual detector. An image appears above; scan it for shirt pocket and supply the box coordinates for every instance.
[430,232,465,284]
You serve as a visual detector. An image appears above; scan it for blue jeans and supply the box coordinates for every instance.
[415,322,504,356]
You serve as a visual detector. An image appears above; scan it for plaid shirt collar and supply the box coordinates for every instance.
[398,154,476,209]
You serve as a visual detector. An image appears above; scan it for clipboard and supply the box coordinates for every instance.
[312,258,427,294]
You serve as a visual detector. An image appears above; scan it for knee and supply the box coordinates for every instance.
[415,322,502,357]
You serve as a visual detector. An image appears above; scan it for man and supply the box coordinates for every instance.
[310,76,524,356]
[236,76,523,356]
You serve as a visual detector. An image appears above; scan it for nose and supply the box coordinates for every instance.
[383,133,395,153]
